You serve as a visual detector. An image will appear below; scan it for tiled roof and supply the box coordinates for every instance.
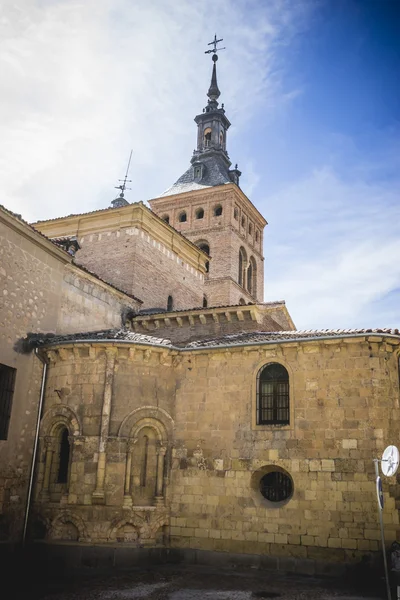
[159,154,233,197]
[23,327,400,353]
[25,329,173,350]
[186,328,400,348]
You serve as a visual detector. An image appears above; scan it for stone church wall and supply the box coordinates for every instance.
[0,209,68,541]
[29,334,400,570]
[32,344,175,544]
[170,337,400,566]
[58,264,141,334]
[74,227,205,311]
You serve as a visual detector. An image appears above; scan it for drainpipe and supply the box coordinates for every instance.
[21,348,49,546]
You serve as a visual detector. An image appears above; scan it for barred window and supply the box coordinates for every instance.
[0,364,16,440]
[257,363,289,425]
[260,470,293,502]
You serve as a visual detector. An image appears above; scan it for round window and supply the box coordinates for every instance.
[259,471,293,503]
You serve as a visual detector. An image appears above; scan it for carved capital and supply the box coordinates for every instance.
[157,445,167,457]
[44,436,54,450]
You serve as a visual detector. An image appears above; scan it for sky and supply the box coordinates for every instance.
[1,0,399,330]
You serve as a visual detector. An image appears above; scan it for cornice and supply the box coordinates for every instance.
[149,184,267,228]
[0,206,71,264]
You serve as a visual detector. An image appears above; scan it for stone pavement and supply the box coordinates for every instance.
[24,565,387,600]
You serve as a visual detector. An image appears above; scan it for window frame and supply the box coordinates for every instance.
[0,363,16,440]
[195,207,204,220]
[257,363,289,425]
[252,359,293,430]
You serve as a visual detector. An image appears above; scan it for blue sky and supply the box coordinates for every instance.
[1,0,399,329]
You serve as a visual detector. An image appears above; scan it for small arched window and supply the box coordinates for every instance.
[234,207,239,220]
[204,128,212,147]
[238,246,247,287]
[255,230,259,242]
[57,428,70,484]
[167,295,173,311]
[178,211,187,223]
[257,363,289,425]
[214,205,223,217]
[195,208,204,219]
[161,215,169,224]
[247,261,253,294]
[239,297,246,305]
[203,295,208,308]
[140,435,149,487]
[241,216,245,228]
[196,241,210,273]
[247,256,257,295]
[248,223,253,236]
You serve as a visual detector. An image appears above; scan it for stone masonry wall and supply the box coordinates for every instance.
[170,337,400,566]
[58,265,141,334]
[74,227,205,311]
[31,335,400,569]
[32,344,176,545]
[0,215,67,540]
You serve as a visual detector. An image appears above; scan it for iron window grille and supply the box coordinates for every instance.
[0,364,16,440]
[257,363,289,425]
[260,471,293,502]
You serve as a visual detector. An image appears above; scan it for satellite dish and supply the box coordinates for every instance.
[381,445,400,477]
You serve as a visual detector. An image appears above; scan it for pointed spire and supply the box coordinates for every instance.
[204,34,225,110]
[207,54,221,103]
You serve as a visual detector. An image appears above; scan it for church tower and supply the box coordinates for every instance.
[149,38,266,308]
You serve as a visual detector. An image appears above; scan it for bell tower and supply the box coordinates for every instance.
[149,37,266,308]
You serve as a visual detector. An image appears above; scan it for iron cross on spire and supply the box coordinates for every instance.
[205,34,225,56]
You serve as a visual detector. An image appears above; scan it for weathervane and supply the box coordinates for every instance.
[205,34,225,60]
[115,150,133,198]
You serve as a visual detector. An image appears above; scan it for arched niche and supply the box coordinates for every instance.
[118,407,173,508]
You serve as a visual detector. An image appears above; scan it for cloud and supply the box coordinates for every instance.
[0,0,306,221]
[264,167,400,329]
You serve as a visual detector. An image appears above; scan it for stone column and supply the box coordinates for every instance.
[155,446,167,506]
[40,436,54,502]
[123,438,136,508]
[92,348,116,504]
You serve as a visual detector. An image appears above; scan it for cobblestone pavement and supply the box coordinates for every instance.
[23,565,388,600]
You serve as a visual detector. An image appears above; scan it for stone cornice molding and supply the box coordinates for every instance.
[149,184,267,228]
[32,202,209,275]
[0,206,72,264]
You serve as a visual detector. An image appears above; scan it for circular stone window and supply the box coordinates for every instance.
[259,471,293,503]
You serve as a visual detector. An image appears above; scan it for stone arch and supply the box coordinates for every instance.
[119,407,173,508]
[118,406,174,441]
[49,510,89,542]
[30,514,50,541]
[108,515,144,542]
[195,240,210,273]
[40,405,81,438]
[150,515,169,539]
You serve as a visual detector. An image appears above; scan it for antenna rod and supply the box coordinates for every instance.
[125,149,133,181]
